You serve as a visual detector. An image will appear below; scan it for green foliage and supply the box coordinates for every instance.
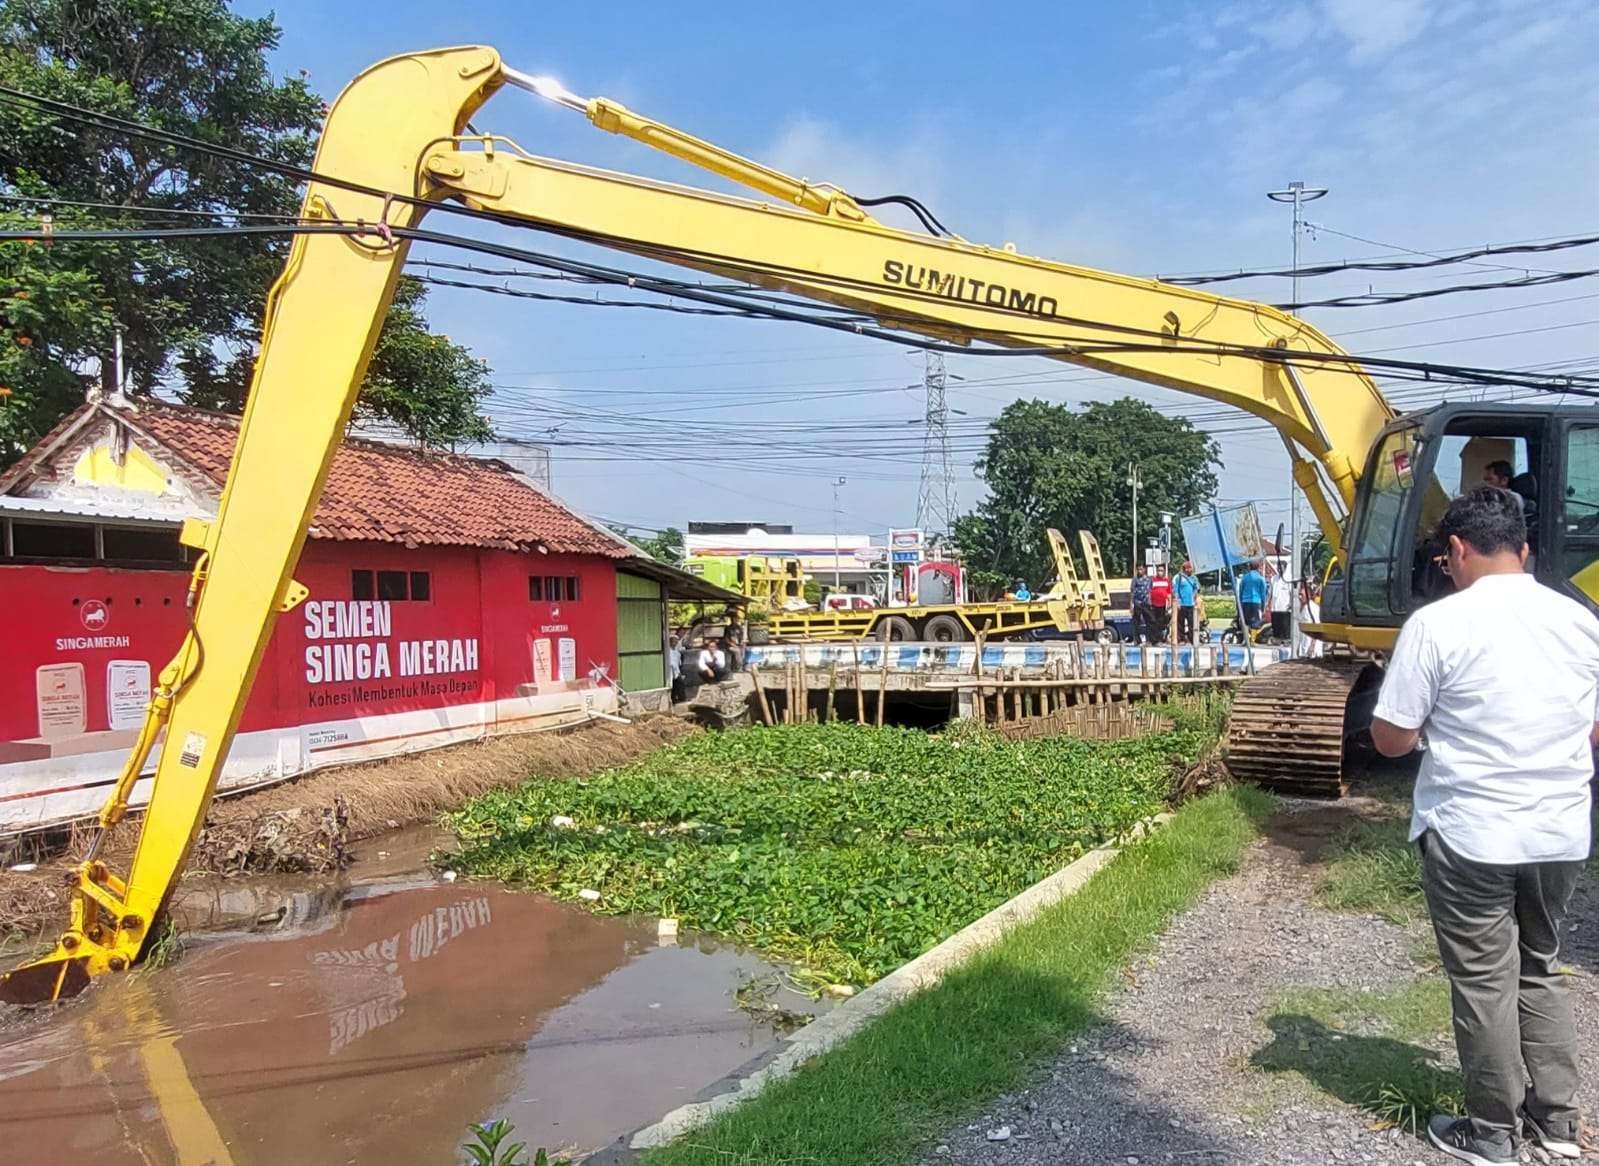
[637,526,685,566]
[449,721,1216,988]
[610,524,685,567]
[1255,981,1460,1134]
[0,205,114,460]
[1317,818,1425,926]
[355,277,492,448]
[640,787,1273,1166]
[460,1119,566,1166]
[954,398,1220,583]
[0,0,493,462]
[143,916,184,969]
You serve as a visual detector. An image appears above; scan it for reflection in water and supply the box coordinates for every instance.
[0,877,819,1163]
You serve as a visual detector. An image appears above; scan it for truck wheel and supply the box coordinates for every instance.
[921,614,970,643]
[874,615,916,642]
[1095,624,1122,645]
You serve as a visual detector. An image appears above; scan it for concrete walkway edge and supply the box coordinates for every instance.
[627,813,1172,1152]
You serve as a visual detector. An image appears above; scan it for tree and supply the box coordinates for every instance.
[954,398,1220,587]
[633,525,684,566]
[0,0,494,466]
[606,524,685,567]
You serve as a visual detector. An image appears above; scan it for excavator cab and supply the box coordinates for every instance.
[1326,402,1599,638]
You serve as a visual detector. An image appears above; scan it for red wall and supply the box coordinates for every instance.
[0,541,619,748]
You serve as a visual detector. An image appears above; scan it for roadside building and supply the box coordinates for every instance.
[684,521,885,596]
[0,400,732,834]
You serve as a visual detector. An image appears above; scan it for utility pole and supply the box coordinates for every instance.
[1126,461,1142,574]
[915,353,957,538]
[832,476,847,593]
[1267,181,1327,655]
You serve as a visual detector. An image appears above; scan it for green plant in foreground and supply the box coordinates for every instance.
[461,1119,566,1166]
[1317,818,1425,926]
[639,786,1272,1166]
[143,919,185,970]
[1253,981,1460,1133]
[448,721,1214,988]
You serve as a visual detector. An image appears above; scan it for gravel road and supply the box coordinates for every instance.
[923,797,1599,1166]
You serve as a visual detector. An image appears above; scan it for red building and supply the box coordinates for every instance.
[0,400,721,835]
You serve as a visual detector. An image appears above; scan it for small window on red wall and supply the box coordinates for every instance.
[530,575,581,602]
[352,569,431,601]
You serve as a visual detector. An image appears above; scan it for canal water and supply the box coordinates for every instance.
[0,827,822,1163]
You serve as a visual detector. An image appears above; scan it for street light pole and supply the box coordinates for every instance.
[1126,461,1142,574]
[1267,181,1327,655]
[832,476,847,593]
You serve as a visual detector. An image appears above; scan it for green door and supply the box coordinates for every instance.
[616,571,666,691]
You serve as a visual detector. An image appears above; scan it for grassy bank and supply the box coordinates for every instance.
[448,717,1215,989]
[639,785,1272,1166]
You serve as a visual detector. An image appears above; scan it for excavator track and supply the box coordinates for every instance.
[1225,660,1369,797]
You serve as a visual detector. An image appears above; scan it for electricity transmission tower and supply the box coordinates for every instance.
[915,352,957,539]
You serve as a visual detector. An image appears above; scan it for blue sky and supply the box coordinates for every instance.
[242,0,1599,544]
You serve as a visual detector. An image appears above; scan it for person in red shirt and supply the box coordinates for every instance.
[1149,567,1172,644]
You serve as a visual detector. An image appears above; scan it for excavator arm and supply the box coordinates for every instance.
[1,45,1395,1001]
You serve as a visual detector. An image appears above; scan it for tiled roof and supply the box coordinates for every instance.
[3,401,629,557]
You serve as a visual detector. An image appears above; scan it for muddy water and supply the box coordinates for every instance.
[0,834,822,1163]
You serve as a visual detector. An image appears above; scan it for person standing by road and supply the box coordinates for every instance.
[668,634,685,703]
[1174,561,1200,643]
[1236,561,1268,630]
[1130,566,1155,644]
[1149,566,1171,644]
[1372,487,1599,1166]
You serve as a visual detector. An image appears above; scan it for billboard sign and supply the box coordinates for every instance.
[1179,503,1265,576]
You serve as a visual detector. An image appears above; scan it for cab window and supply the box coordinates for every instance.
[1347,427,1418,618]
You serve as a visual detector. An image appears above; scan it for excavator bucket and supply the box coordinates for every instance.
[0,952,93,1005]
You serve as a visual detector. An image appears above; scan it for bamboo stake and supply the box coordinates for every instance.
[752,666,774,725]
[825,660,838,723]
[852,644,866,725]
[876,659,888,727]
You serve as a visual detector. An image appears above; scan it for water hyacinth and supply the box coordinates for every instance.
[447,715,1218,989]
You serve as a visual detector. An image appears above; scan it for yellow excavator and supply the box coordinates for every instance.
[5,45,1595,1002]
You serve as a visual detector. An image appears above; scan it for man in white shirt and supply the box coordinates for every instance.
[696,642,719,684]
[1373,486,1599,1166]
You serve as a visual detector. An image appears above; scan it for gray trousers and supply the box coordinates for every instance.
[1420,831,1584,1138]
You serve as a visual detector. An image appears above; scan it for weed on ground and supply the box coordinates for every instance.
[448,720,1210,988]
[1316,817,1425,926]
[638,786,1273,1166]
[1253,981,1460,1134]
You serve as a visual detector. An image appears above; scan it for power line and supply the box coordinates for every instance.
[1163,230,1599,286]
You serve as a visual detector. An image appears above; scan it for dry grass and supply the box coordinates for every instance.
[205,714,695,844]
[0,715,697,934]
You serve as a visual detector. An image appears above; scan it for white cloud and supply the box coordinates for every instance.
[1281,78,1344,117]
[1323,0,1431,59]
[762,116,951,231]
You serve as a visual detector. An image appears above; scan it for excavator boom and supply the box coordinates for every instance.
[2,45,1398,1001]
